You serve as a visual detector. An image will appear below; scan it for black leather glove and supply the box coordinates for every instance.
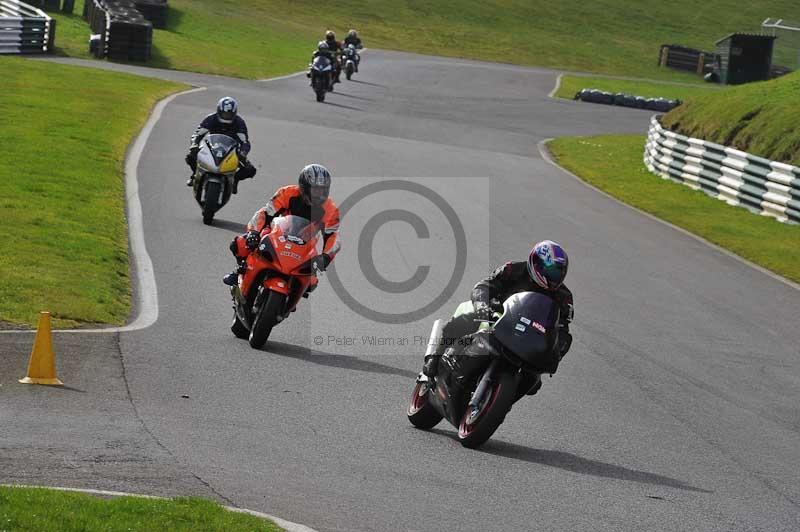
[245,231,260,250]
[185,145,199,165]
[473,301,495,321]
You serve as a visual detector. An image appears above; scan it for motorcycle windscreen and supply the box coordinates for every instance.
[492,292,559,367]
[205,134,237,166]
[270,215,322,247]
[313,56,331,70]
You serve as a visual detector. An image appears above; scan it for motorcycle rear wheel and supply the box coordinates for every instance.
[249,290,287,348]
[457,370,517,448]
[407,381,443,429]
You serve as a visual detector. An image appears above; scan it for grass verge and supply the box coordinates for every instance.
[0,57,185,328]
[0,486,283,531]
[662,71,800,165]
[554,75,719,101]
[548,135,800,284]
[48,0,797,80]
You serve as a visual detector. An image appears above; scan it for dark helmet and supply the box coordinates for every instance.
[298,164,331,206]
[348,29,358,38]
[317,41,329,53]
[216,96,238,124]
[527,240,568,291]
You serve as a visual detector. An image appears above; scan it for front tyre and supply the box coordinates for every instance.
[346,63,354,80]
[457,370,517,449]
[407,381,443,429]
[316,90,325,102]
[202,180,221,225]
[231,311,249,339]
[249,290,287,348]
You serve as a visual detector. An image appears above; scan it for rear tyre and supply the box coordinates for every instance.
[231,311,248,339]
[202,181,221,225]
[457,370,517,449]
[248,290,287,348]
[407,381,443,429]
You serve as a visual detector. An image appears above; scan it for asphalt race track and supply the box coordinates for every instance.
[3,51,800,531]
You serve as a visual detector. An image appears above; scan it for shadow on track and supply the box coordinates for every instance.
[324,100,364,112]
[51,385,87,393]
[334,92,375,102]
[348,79,388,88]
[263,341,417,379]
[206,218,246,233]
[473,437,713,494]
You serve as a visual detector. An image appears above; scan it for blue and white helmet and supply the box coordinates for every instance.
[527,240,569,291]
[216,97,238,124]
[298,164,331,206]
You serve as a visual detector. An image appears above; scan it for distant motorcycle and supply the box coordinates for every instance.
[230,215,326,348]
[407,292,564,448]
[310,55,333,102]
[191,133,238,224]
[342,44,360,80]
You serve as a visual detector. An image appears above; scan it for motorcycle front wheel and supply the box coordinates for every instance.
[457,370,517,448]
[231,310,248,339]
[202,180,221,225]
[249,290,287,348]
[407,380,443,429]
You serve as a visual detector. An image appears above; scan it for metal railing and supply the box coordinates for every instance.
[0,0,54,54]
[644,116,800,224]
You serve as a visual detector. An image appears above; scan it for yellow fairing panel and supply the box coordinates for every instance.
[220,152,239,174]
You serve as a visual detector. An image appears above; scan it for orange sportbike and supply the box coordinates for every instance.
[230,215,325,348]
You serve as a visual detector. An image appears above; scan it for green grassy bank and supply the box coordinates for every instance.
[49,0,797,79]
[0,57,185,327]
[0,486,283,531]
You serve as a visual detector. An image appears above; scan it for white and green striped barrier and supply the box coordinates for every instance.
[644,116,800,224]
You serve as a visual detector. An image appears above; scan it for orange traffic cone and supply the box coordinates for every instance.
[19,312,63,386]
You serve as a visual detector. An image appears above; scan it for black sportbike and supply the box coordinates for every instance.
[310,55,334,102]
[407,292,564,448]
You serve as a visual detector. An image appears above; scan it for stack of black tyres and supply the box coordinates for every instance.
[574,89,682,112]
[134,0,167,29]
[83,0,155,61]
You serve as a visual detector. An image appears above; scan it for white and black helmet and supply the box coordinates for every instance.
[298,164,331,206]
[216,97,238,124]
[317,41,329,53]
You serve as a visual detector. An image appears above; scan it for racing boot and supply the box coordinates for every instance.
[222,260,247,286]
[186,175,194,186]
[422,343,446,379]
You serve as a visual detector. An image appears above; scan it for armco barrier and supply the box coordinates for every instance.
[0,0,54,54]
[644,116,800,224]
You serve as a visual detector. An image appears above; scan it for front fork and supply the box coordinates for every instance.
[468,359,499,413]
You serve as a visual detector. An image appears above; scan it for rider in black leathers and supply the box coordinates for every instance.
[185,97,256,192]
[423,241,574,389]
[324,30,343,83]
